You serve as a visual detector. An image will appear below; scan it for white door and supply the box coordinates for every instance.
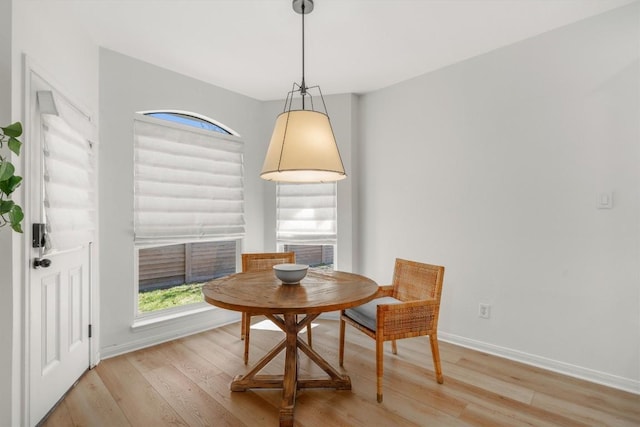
[29,247,91,424]
[27,72,95,425]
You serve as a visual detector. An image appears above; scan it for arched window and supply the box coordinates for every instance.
[143,111,235,135]
[133,110,244,315]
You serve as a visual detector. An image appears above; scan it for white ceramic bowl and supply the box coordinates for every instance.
[273,263,309,284]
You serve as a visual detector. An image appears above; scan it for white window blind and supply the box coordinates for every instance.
[134,115,245,243]
[276,182,337,244]
[39,91,96,253]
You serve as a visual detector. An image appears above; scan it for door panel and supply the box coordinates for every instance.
[69,266,84,348]
[41,272,60,374]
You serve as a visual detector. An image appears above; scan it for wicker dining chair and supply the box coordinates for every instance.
[241,252,312,364]
[339,258,445,402]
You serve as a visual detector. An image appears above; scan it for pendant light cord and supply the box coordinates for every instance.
[301,2,306,109]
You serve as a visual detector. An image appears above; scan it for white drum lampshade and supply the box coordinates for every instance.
[261,110,346,183]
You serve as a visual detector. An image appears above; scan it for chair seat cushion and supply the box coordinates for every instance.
[344,296,402,331]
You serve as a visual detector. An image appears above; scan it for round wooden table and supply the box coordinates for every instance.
[202,269,378,427]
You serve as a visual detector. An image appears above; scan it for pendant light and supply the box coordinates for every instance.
[261,0,346,183]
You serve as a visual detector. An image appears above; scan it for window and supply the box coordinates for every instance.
[134,111,244,314]
[145,111,232,134]
[276,182,337,270]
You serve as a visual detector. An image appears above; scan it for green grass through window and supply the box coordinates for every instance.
[138,265,334,313]
[138,283,204,313]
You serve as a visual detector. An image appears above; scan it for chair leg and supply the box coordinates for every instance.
[429,333,444,384]
[339,316,346,367]
[376,336,384,402]
[306,323,313,347]
[391,339,397,355]
[243,314,251,364]
[295,314,313,347]
[240,312,246,340]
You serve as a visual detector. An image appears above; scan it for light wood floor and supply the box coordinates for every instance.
[42,319,639,426]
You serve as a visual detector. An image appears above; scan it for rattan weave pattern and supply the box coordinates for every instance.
[242,252,296,272]
[240,252,304,365]
[339,258,445,402]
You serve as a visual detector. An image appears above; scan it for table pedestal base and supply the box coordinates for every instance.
[230,313,351,427]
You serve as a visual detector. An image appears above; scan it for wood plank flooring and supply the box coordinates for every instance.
[42,319,640,426]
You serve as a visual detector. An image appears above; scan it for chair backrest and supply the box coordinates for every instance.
[392,258,445,304]
[242,252,296,272]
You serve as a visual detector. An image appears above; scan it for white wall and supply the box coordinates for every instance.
[358,3,639,392]
[0,2,14,424]
[98,49,266,357]
[261,94,359,272]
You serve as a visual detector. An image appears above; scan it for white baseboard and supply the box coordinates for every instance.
[99,311,339,362]
[439,332,640,395]
[98,314,639,396]
[100,309,239,359]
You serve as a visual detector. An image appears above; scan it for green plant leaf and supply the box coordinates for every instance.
[9,205,24,233]
[0,122,24,234]
[0,175,22,195]
[0,160,14,181]
[8,137,21,156]
[1,122,23,138]
[0,199,15,214]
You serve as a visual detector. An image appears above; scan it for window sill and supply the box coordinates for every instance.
[131,302,216,331]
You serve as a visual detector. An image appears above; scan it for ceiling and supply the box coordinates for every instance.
[57,0,635,100]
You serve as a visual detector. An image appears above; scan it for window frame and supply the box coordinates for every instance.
[133,110,244,319]
[140,109,238,136]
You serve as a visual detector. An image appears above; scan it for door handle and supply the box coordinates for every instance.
[33,258,52,269]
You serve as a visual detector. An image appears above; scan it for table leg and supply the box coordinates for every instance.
[230,312,350,427]
[230,339,286,391]
[297,338,351,390]
[279,314,298,427]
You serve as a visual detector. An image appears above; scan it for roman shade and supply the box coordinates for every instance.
[276,182,336,244]
[39,91,96,253]
[133,115,245,243]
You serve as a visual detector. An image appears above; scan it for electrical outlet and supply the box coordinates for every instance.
[479,303,491,319]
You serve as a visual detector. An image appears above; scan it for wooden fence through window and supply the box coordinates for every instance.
[139,241,236,291]
[139,242,334,292]
[283,244,334,268]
